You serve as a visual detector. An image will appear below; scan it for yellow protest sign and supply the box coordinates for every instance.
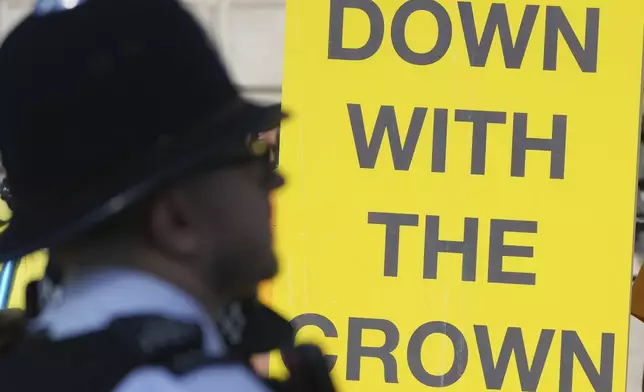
[272,0,644,391]
[0,200,47,309]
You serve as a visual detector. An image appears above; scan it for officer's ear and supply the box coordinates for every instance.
[147,188,203,261]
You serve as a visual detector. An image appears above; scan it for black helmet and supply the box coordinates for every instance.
[0,0,286,260]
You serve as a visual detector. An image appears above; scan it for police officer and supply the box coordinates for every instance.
[0,0,333,390]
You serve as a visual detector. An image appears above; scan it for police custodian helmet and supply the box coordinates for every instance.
[0,0,286,261]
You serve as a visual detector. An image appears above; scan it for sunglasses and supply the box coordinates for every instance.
[245,129,283,190]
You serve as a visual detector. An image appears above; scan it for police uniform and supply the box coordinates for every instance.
[32,267,271,392]
[0,0,336,390]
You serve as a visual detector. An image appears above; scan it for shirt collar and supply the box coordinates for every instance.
[32,266,225,356]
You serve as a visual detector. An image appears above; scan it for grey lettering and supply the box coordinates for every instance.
[290,314,339,370]
[407,321,468,387]
[559,331,614,392]
[348,104,427,170]
[511,113,567,179]
[455,109,507,175]
[431,108,449,173]
[488,219,538,285]
[543,6,600,73]
[391,0,452,65]
[346,317,400,383]
[424,215,479,281]
[459,3,539,69]
[368,212,420,277]
[328,0,385,60]
[475,325,555,390]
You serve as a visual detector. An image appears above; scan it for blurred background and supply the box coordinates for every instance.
[0,0,286,102]
[0,0,644,390]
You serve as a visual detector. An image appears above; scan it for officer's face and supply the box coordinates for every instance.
[148,130,282,302]
[195,159,282,299]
